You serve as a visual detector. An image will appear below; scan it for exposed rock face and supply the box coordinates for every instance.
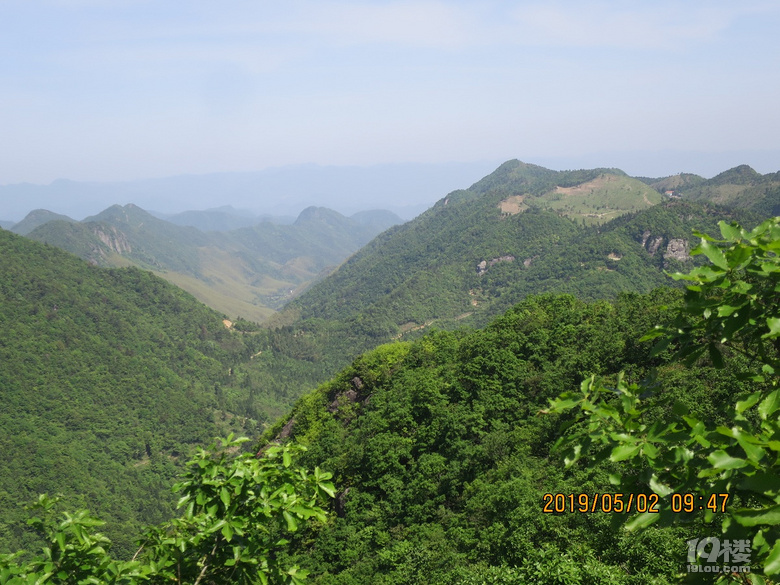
[490,255,516,266]
[328,389,359,413]
[93,226,132,254]
[477,255,516,275]
[664,238,690,263]
[647,236,664,256]
[640,230,690,264]
[336,487,351,517]
[278,417,296,440]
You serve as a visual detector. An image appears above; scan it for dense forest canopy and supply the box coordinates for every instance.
[0,229,265,556]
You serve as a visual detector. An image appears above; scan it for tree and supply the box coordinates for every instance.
[0,436,335,585]
[547,217,780,582]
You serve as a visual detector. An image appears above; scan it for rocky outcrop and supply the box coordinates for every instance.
[328,388,359,413]
[664,239,690,263]
[641,230,665,256]
[92,226,132,254]
[278,417,296,440]
[327,376,365,413]
[335,487,351,517]
[640,230,691,264]
[477,255,516,275]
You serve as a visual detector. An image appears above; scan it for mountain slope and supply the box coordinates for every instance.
[248,161,754,413]
[263,290,751,583]
[157,205,294,232]
[24,205,402,322]
[678,164,780,216]
[9,209,76,235]
[0,229,260,556]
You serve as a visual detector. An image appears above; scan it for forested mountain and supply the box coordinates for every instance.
[9,209,76,235]
[263,290,754,583]
[246,161,755,415]
[254,214,780,583]
[0,228,263,556]
[20,204,401,322]
[153,205,295,232]
[677,164,780,216]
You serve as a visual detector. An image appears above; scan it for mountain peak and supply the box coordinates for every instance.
[10,209,75,235]
[708,164,761,186]
[84,203,156,225]
[294,206,345,226]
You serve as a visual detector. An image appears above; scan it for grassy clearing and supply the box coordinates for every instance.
[535,174,662,225]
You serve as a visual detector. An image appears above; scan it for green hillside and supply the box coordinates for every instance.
[0,229,262,556]
[9,209,76,235]
[677,164,780,216]
[246,161,753,412]
[533,173,662,225]
[24,204,401,323]
[262,285,769,583]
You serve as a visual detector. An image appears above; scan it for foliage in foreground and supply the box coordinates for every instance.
[549,217,780,582]
[0,436,334,585]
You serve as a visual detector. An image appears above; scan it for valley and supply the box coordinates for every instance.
[1,159,779,582]
[9,204,401,323]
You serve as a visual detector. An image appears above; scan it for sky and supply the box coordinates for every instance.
[1,0,779,186]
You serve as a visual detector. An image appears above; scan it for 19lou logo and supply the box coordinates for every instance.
[687,537,751,574]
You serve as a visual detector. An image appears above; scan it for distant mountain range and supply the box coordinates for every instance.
[11,204,402,323]
[150,205,297,232]
[6,159,777,348]
[0,161,500,222]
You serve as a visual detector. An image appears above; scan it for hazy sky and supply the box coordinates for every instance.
[2,0,779,185]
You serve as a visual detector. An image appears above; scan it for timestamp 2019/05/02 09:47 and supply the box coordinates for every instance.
[541,492,730,514]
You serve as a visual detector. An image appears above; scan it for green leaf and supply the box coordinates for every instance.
[736,391,762,414]
[719,221,744,242]
[220,487,231,508]
[283,510,298,532]
[624,511,660,531]
[708,343,724,368]
[610,444,640,462]
[716,303,741,317]
[763,317,780,339]
[740,472,780,495]
[759,390,780,420]
[733,504,780,526]
[695,239,729,270]
[318,482,336,499]
[707,450,747,470]
[764,540,780,575]
[649,475,673,497]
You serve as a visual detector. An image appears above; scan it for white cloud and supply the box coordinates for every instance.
[290,1,475,49]
[506,1,778,49]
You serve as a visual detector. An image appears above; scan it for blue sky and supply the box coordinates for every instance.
[1,0,779,184]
